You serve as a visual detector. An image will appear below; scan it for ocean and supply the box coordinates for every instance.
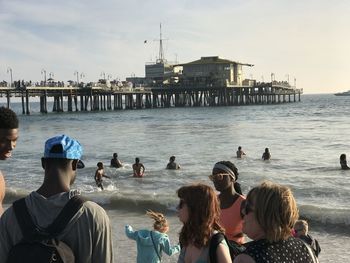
[1,94,350,262]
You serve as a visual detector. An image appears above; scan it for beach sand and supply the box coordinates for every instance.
[109,209,182,263]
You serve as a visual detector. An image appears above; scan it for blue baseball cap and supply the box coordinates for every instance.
[44,135,85,168]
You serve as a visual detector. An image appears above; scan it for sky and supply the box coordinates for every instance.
[0,0,349,94]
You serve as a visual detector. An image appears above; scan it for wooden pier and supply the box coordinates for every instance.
[0,83,302,114]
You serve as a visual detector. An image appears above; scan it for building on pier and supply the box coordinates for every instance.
[178,56,253,87]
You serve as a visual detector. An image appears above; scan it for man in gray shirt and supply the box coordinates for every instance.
[0,134,113,262]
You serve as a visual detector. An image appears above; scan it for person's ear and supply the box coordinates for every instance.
[72,160,78,171]
[41,158,46,170]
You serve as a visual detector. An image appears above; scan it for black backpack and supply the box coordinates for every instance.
[7,195,85,263]
[209,232,246,263]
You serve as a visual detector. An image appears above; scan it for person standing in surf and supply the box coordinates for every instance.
[110,153,123,168]
[262,148,271,160]
[340,154,350,170]
[166,156,180,170]
[95,162,110,190]
[236,146,246,159]
[133,157,145,177]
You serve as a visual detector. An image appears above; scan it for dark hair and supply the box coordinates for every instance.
[177,183,224,248]
[44,158,71,169]
[113,153,118,158]
[135,157,140,163]
[0,107,18,129]
[170,156,175,161]
[340,154,346,161]
[214,161,239,180]
[213,161,242,194]
[44,144,71,168]
[97,162,103,168]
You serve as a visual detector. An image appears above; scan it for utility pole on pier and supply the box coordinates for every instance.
[41,69,47,85]
[101,72,106,80]
[271,73,275,83]
[80,73,85,82]
[7,67,13,88]
[158,23,164,63]
[74,71,79,85]
[285,74,289,83]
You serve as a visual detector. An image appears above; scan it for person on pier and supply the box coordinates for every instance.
[236,146,246,159]
[110,153,123,168]
[0,107,19,216]
[133,157,145,177]
[262,148,271,160]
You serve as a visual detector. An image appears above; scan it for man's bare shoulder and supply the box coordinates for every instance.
[0,172,5,199]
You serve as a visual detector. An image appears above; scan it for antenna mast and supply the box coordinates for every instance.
[158,23,164,63]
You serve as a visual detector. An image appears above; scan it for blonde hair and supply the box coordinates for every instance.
[294,220,308,234]
[146,210,169,233]
[247,181,299,242]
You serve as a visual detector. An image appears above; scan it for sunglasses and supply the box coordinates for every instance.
[208,173,233,181]
[241,200,254,215]
[177,199,186,209]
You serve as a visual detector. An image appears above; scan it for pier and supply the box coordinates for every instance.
[0,83,302,114]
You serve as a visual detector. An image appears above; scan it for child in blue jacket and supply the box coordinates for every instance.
[125,210,180,263]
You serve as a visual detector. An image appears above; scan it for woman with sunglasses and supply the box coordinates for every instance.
[234,181,318,263]
[210,161,245,245]
[177,183,232,263]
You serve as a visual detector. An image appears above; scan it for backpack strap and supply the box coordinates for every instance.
[209,232,225,263]
[150,231,162,261]
[13,195,86,241]
[46,195,85,237]
[13,198,42,241]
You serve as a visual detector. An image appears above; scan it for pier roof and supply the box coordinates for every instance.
[177,56,254,67]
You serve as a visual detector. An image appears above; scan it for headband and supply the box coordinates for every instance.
[213,163,236,180]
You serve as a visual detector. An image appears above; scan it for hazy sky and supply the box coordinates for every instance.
[0,0,349,94]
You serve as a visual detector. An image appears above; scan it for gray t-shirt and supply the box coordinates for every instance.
[0,190,113,263]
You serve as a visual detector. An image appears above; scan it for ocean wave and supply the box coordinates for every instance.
[4,188,177,214]
[299,204,350,230]
[4,188,29,203]
[5,188,350,232]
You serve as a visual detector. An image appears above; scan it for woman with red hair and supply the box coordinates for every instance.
[176,183,231,263]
